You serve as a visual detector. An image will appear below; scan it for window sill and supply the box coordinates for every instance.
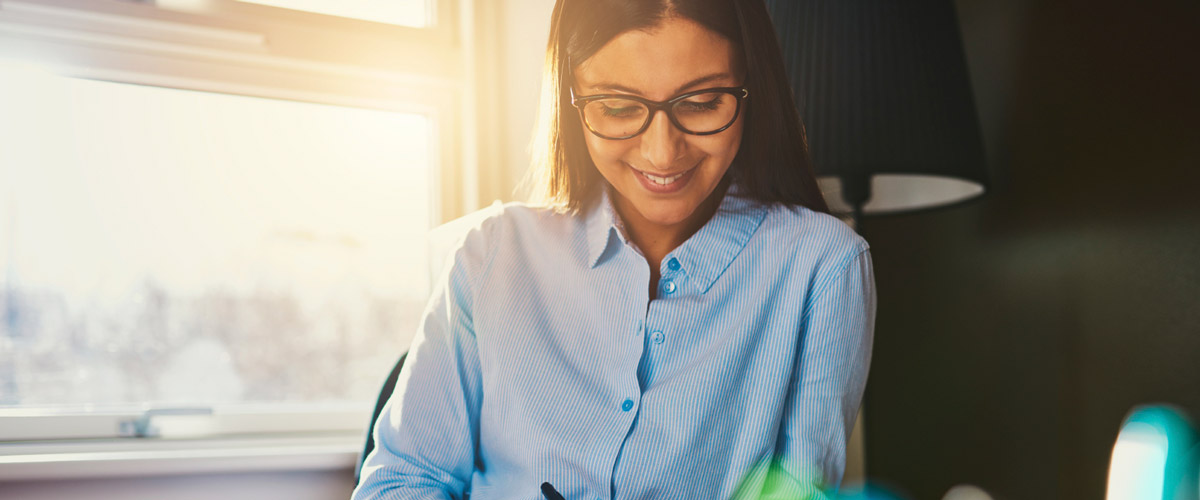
[0,433,361,482]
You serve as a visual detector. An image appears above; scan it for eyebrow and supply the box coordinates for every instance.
[587,72,736,96]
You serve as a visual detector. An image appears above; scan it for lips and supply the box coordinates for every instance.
[640,170,687,185]
[629,163,698,194]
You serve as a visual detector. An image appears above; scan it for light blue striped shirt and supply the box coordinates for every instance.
[354,185,875,500]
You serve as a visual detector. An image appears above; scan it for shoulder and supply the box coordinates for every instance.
[430,201,577,276]
[759,203,869,261]
[749,202,871,296]
[457,201,577,247]
[753,204,873,308]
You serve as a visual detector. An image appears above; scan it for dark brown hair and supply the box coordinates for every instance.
[529,0,829,215]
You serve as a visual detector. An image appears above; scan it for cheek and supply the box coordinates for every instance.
[725,117,746,154]
[699,122,745,166]
[583,133,629,167]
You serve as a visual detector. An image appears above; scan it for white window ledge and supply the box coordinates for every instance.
[0,433,361,482]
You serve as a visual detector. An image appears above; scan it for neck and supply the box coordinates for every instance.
[612,178,730,266]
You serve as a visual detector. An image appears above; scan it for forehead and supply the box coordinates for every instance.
[574,17,739,98]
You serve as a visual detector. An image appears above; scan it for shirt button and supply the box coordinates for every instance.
[662,280,677,294]
[651,331,665,345]
[667,258,681,271]
[621,399,635,412]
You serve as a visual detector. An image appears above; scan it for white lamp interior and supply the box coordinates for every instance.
[819,174,986,215]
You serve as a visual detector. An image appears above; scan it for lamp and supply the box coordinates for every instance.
[764,0,989,224]
[762,1,990,487]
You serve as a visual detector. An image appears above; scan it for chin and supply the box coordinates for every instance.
[630,199,699,227]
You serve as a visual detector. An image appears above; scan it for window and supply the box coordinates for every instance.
[0,66,431,409]
[232,0,432,27]
[0,0,481,454]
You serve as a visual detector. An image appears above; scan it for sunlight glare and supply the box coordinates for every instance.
[234,0,430,27]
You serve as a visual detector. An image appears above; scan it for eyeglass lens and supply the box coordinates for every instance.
[580,90,739,138]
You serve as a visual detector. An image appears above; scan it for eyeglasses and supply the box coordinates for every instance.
[570,86,750,140]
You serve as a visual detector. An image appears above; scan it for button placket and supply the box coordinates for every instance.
[659,256,688,297]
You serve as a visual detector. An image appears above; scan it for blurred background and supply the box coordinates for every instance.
[861,1,1199,499]
[0,0,1197,499]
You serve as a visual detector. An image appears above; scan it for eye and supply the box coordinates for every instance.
[675,95,724,113]
[599,102,644,118]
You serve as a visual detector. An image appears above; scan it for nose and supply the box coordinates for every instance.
[639,109,685,171]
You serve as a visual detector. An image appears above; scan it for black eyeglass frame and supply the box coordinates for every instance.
[570,86,750,140]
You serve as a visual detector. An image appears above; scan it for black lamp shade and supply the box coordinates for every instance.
[765,0,988,215]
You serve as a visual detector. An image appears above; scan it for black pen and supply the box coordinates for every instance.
[541,481,566,500]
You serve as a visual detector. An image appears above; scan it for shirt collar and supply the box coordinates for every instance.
[584,187,625,268]
[673,185,768,294]
[585,184,769,294]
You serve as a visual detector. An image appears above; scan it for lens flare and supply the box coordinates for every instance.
[1106,405,1198,500]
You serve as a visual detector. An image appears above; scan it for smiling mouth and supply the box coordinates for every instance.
[634,165,696,186]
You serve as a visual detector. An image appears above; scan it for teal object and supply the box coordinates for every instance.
[834,483,907,500]
[1107,405,1198,500]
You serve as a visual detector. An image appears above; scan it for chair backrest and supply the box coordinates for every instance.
[355,352,407,483]
[844,409,866,486]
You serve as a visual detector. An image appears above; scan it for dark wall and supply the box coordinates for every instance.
[861,1,1200,499]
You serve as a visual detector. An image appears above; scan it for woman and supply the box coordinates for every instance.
[354,1,875,499]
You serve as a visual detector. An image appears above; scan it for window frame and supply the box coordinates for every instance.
[0,0,487,456]
[0,0,478,221]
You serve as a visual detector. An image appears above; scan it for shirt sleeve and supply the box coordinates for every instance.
[351,234,487,500]
[763,247,877,499]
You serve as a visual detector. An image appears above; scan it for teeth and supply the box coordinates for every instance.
[642,171,686,185]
